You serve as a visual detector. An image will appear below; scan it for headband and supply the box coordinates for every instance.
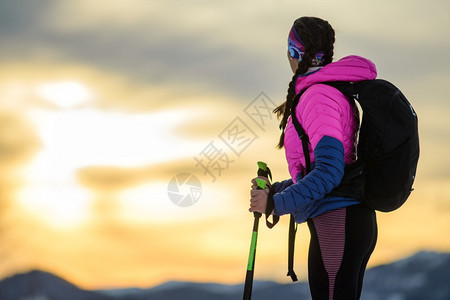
[288,25,325,67]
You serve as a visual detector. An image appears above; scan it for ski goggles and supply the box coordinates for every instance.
[288,26,305,60]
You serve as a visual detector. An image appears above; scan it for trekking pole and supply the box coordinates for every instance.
[243,161,272,300]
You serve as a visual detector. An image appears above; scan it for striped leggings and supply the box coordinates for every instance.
[307,204,377,300]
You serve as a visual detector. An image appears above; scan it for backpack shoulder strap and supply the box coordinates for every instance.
[290,93,311,174]
[323,81,358,99]
[285,91,311,283]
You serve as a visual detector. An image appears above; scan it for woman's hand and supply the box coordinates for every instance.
[249,176,271,213]
[249,187,269,214]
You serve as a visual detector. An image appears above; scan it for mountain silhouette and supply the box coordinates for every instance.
[0,270,110,300]
[0,251,449,300]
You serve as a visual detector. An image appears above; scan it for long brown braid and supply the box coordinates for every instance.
[274,17,335,148]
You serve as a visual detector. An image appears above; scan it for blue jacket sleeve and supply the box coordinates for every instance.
[271,178,294,193]
[273,135,345,217]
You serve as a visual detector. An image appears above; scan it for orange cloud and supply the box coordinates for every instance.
[0,111,41,170]
[76,159,202,191]
[0,111,42,276]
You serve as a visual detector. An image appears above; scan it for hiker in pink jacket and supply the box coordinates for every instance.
[249,17,378,299]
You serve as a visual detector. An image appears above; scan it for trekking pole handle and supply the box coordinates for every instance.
[256,161,272,187]
[254,161,272,218]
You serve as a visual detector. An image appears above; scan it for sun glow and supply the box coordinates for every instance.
[17,184,93,229]
[18,107,206,228]
[35,80,92,108]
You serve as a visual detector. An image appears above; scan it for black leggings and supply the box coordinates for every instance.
[307,204,377,300]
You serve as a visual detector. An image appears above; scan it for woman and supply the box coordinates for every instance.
[249,17,378,299]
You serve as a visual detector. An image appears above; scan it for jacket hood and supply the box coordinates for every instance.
[295,55,377,94]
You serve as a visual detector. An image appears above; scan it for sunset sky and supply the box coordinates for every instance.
[0,0,449,290]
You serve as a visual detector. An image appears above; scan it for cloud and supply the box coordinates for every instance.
[75,157,207,193]
[0,0,54,35]
[0,110,41,261]
[0,0,289,100]
[1,0,449,105]
[77,166,150,191]
[0,111,41,170]
[337,32,450,85]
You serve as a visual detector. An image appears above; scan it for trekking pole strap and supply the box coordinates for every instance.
[287,214,298,282]
[265,187,279,228]
[256,162,280,229]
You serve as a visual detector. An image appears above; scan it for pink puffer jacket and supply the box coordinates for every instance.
[284,55,377,182]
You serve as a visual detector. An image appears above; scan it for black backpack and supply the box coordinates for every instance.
[285,79,420,282]
[292,79,420,211]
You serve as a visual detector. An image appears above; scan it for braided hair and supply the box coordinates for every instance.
[274,17,335,148]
